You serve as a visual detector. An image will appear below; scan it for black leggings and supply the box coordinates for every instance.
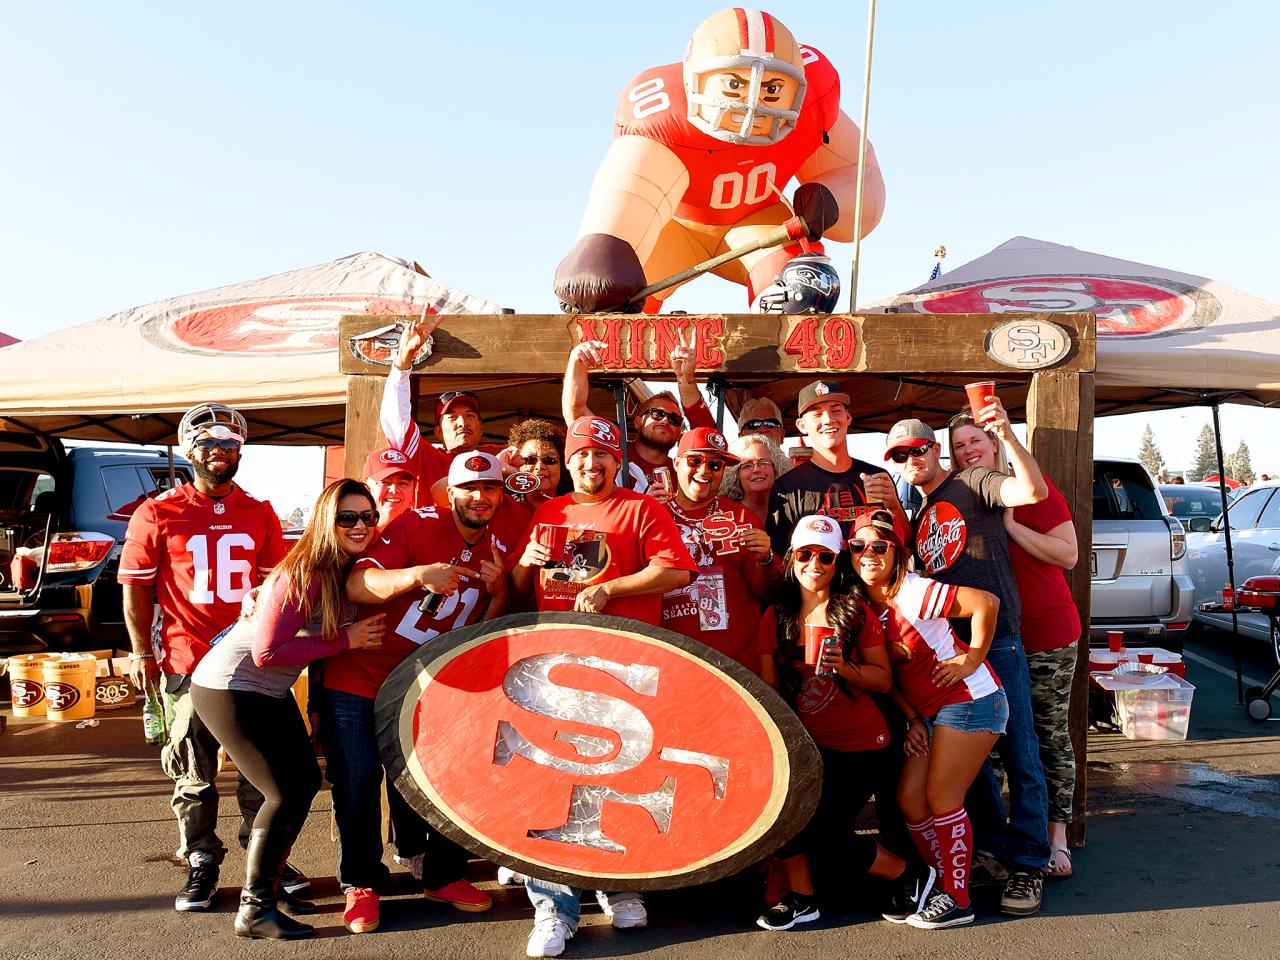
[190,684,321,842]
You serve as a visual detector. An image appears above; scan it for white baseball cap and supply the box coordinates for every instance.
[447,451,503,486]
[790,514,845,554]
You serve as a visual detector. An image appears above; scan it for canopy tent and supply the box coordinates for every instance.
[0,252,505,446]
[0,331,18,348]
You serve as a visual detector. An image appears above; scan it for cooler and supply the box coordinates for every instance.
[1089,647,1185,678]
[1092,671,1195,741]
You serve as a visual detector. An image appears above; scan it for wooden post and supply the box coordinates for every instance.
[1026,369,1095,847]
[344,375,385,480]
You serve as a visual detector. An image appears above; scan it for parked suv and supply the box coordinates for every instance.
[1091,457,1194,651]
[0,436,192,656]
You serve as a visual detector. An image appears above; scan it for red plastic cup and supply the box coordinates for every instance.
[1138,652,1155,664]
[964,381,997,422]
[803,624,837,665]
[1107,630,1124,653]
[535,524,570,566]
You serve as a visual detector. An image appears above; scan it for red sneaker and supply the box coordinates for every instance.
[344,887,380,934]
[423,878,493,913]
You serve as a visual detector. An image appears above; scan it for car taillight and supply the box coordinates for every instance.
[45,532,115,572]
[1164,516,1186,561]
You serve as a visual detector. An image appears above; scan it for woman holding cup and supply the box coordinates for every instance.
[754,515,931,931]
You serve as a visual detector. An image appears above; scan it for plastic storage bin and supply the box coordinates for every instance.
[1092,672,1195,741]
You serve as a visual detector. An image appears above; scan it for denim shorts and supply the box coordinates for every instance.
[931,687,1009,735]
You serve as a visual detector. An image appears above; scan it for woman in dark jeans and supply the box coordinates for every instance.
[190,479,384,939]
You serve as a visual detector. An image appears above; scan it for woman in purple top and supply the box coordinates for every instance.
[191,479,385,939]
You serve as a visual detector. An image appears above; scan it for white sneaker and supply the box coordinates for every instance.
[598,894,648,929]
[526,917,573,957]
[498,866,527,886]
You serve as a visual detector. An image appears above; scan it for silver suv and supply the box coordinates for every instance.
[1091,456,1194,652]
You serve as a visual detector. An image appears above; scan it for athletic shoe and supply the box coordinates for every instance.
[424,878,493,912]
[526,917,574,957]
[756,892,820,931]
[970,849,1009,888]
[175,854,219,912]
[597,894,647,929]
[905,891,974,929]
[497,866,527,886]
[279,861,310,895]
[344,888,380,934]
[1000,869,1044,916]
[882,863,937,923]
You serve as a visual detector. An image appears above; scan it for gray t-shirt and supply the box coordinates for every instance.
[913,467,1020,638]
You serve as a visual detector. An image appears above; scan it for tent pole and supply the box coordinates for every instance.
[846,0,877,313]
[1210,401,1243,703]
[613,382,631,489]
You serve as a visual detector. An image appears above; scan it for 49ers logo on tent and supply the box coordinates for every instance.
[375,612,820,890]
[902,276,1221,339]
[915,501,966,574]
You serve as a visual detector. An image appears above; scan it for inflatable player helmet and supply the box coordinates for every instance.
[177,402,248,454]
[684,8,808,146]
[755,254,841,314]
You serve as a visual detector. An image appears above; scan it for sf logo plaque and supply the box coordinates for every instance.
[375,612,821,890]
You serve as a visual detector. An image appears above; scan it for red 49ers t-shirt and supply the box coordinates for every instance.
[118,483,288,675]
[1011,476,1081,653]
[324,505,508,700]
[756,606,889,752]
[514,489,695,624]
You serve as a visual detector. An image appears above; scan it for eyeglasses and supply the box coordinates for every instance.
[683,455,725,473]
[742,418,782,431]
[849,539,892,555]
[335,509,379,529]
[794,548,837,565]
[644,408,683,426]
[738,458,775,472]
[888,442,934,464]
[519,454,560,467]
[194,437,241,453]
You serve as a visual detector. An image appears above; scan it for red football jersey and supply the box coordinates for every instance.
[614,48,841,225]
[118,483,288,675]
[323,505,506,700]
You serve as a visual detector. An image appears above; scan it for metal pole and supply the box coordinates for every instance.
[709,377,726,431]
[613,382,631,489]
[1210,402,1243,703]
[847,0,877,313]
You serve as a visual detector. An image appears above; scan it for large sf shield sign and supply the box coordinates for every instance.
[375,612,821,891]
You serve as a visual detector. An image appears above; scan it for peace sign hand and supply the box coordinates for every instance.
[670,324,696,382]
[395,308,445,371]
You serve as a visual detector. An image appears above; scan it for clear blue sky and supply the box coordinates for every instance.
[2,2,1276,508]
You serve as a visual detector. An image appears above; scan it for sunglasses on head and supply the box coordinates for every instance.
[520,454,560,467]
[889,442,934,464]
[683,454,725,473]
[644,408,683,426]
[849,539,892,555]
[742,418,782,431]
[194,437,241,453]
[794,548,837,565]
[335,509,379,529]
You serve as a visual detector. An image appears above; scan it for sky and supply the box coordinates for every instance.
[2,2,1277,511]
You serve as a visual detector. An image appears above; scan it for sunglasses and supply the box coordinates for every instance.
[849,539,892,555]
[683,455,725,473]
[742,418,782,431]
[794,548,837,565]
[519,454,560,467]
[335,509,379,529]
[194,437,241,453]
[889,442,934,464]
[644,408,683,426]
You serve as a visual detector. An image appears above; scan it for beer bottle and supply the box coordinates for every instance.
[142,681,166,746]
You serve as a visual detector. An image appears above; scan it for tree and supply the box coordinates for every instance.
[1225,441,1255,485]
[287,506,305,528]
[1137,424,1165,479]
[1188,424,1217,482]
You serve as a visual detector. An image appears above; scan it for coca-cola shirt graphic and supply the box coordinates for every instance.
[915,502,968,574]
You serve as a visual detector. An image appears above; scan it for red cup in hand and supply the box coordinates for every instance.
[803,624,836,665]
[535,524,570,566]
[964,381,997,422]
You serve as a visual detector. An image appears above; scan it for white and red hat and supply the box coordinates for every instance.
[675,427,739,464]
[789,514,845,555]
[363,446,417,482]
[447,451,503,486]
[565,416,623,460]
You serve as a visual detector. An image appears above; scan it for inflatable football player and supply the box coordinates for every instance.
[555,7,885,315]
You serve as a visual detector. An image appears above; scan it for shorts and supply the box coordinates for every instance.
[932,687,1009,735]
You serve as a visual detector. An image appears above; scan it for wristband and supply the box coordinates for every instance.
[758,550,776,567]
[128,652,154,661]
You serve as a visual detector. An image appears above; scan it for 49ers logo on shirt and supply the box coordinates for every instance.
[506,472,541,494]
[916,502,967,574]
[375,612,821,890]
[143,296,423,357]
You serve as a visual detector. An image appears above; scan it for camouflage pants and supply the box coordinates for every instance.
[1026,644,1078,824]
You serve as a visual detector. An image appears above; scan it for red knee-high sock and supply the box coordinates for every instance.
[933,807,973,909]
[906,817,944,878]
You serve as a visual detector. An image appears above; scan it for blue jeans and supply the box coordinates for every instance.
[965,633,1050,871]
[525,879,642,929]
[322,688,466,891]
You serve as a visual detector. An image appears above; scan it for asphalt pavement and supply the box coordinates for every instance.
[3,629,1279,960]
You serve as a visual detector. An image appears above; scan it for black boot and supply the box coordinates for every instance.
[234,828,314,940]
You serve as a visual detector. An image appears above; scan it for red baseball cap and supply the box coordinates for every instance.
[851,508,905,548]
[675,427,739,464]
[565,416,623,460]
[363,447,417,482]
[435,389,480,420]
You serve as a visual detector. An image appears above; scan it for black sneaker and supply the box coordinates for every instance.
[279,862,310,895]
[756,892,820,931]
[882,863,937,923]
[1000,869,1043,916]
[905,891,974,929]
[175,859,219,912]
